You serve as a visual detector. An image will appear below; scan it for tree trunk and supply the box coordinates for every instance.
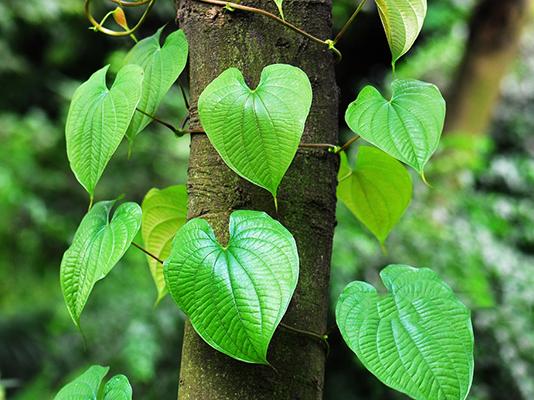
[176,0,339,398]
[445,0,531,135]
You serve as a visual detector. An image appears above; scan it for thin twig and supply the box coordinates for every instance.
[196,0,341,59]
[132,242,164,264]
[135,108,183,136]
[336,135,360,153]
[180,114,191,130]
[299,143,338,151]
[279,322,330,355]
[179,84,190,110]
[334,0,367,45]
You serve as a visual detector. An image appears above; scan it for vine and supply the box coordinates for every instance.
[56,0,475,399]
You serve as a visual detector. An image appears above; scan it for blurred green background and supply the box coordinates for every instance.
[1,0,533,399]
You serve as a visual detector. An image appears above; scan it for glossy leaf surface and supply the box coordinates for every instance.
[345,79,445,177]
[141,185,188,302]
[337,147,412,244]
[54,365,109,400]
[60,201,142,327]
[124,28,188,143]
[103,375,133,400]
[164,210,299,363]
[336,264,474,400]
[198,64,312,197]
[65,64,144,198]
[375,0,427,64]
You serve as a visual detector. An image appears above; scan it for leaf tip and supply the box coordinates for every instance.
[420,171,432,187]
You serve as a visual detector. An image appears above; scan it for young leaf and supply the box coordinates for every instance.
[54,365,109,400]
[164,210,299,364]
[337,147,412,245]
[60,201,142,327]
[375,0,427,65]
[141,185,188,303]
[103,375,133,400]
[124,28,189,144]
[345,79,445,178]
[65,64,144,200]
[198,64,312,199]
[273,0,284,19]
[336,265,474,400]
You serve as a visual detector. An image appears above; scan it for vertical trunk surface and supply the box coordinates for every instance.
[445,0,531,135]
[176,0,338,398]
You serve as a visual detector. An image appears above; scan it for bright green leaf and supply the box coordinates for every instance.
[198,64,312,198]
[124,27,188,144]
[345,79,446,178]
[103,375,133,400]
[54,365,109,400]
[65,64,144,199]
[273,0,284,19]
[164,210,299,364]
[336,264,474,400]
[337,147,412,244]
[375,0,427,64]
[60,201,142,327]
[141,185,188,303]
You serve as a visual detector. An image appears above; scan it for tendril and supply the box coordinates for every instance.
[84,0,156,37]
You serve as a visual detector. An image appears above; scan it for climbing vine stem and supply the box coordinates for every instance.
[336,135,360,153]
[135,108,185,136]
[136,108,361,153]
[84,0,156,37]
[333,0,367,45]
[195,0,342,59]
[279,322,330,354]
[131,242,164,264]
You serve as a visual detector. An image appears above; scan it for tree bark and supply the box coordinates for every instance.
[445,0,532,135]
[176,0,339,399]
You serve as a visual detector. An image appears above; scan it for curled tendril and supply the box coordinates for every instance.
[84,0,156,37]
[110,0,153,7]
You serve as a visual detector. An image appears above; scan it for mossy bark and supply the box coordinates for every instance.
[175,0,338,398]
[445,0,532,135]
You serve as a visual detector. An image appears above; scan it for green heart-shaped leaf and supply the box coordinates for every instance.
[54,365,109,400]
[141,185,188,303]
[345,79,445,178]
[198,64,312,198]
[124,27,188,144]
[65,64,144,200]
[103,375,133,400]
[336,264,474,400]
[337,147,412,244]
[54,366,132,400]
[60,201,142,327]
[375,0,427,64]
[164,210,299,364]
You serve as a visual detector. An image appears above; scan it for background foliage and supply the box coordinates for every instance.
[0,0,532,399]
